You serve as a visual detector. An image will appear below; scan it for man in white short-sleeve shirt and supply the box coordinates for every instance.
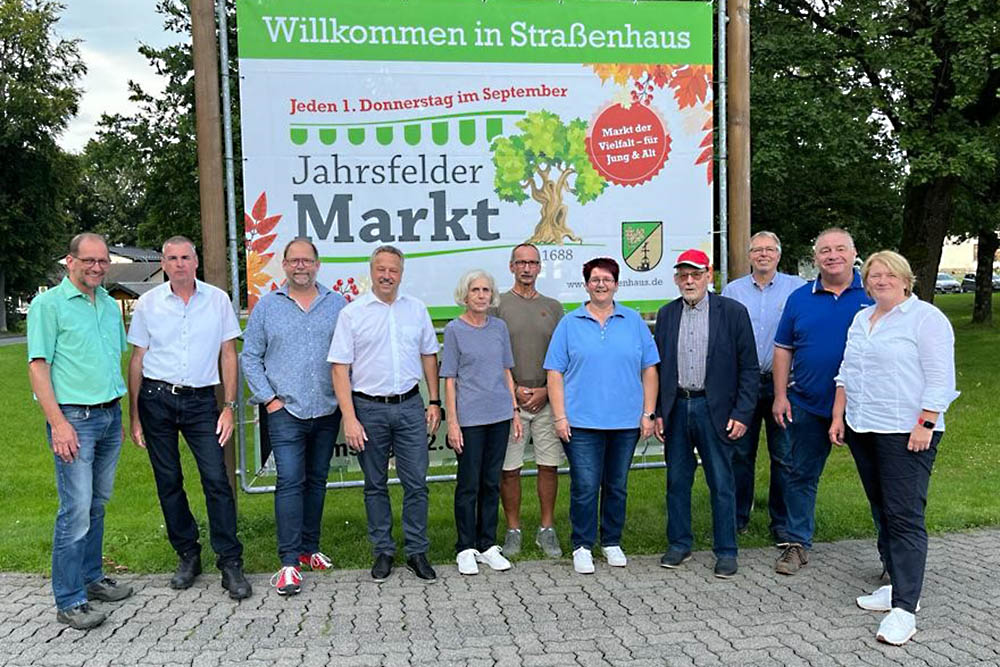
[127,235,251,600]
[329,245,442,583]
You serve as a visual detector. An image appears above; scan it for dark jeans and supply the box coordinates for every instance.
[665,396,738,558]
[563,427,638,550]
[732,377,793,539]
[48,404,123,611]
[847,429,940,614]
[783,403,832,549]
[454,420,510,553]
[138,379,243,567]
[268,408,341,566]
[355,394,429,557]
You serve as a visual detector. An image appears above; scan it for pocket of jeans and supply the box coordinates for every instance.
[59,406,88,422]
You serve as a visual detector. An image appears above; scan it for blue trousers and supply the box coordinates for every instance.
[48,404,123,611]
[665,396,738,558]
[731,377,793,539]
[355,394,430,557]
[563,428,638,550]
[268,408,341,566]
[783,403,832,549]
[847,429,940,614]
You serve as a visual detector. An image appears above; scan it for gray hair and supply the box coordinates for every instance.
[748,231,782,254]
[370,244,404,268]
[813,227,855,253]
[69,232,107,255]
[454,269,499,308]
[509,242,540,263]
[162,235,197,255]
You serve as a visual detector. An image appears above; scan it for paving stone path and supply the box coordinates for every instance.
[1,529,998,666]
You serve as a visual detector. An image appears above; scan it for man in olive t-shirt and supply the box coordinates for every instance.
[490,243,565,558]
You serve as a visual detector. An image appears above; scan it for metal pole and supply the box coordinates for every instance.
[717,0,729,288]
[216,0,249,492]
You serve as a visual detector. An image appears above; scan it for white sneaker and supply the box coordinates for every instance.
[475,545,512,571]
[857,585,920,612]
[601,545,627,567]
[876,608,916,646]
[573,547,595,574]
[456,549,479,575]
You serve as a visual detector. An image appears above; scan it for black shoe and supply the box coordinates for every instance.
[714,557,738,579]
[86,576,133,602]
[406,553,437,581]
[220,561,252,600]
[659,549,692,569]
[56,603,106,630]
[169,553,202,590]
[371,553,394,583]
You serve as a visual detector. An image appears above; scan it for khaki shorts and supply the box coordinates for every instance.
[503,402,565,471]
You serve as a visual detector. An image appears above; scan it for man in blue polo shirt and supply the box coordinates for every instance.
[771,227,873,575]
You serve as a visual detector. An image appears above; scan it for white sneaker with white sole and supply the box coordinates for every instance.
[475,545,512,571]
[573,546,595,574]
[601,545,627,567]
[876,607,916,646]
[856,585,920,612]
[456,548,479,575]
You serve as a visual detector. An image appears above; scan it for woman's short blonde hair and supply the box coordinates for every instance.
[861,250,915,297]
[454,269,499,308]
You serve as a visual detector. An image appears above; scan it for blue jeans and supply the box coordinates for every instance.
[847,429,940,614]
[665,396,738,558]
[268,408,341,566]
[48,403,123,611]
[731,377,793,539]
[138,380,243,567]
[563,428,638,550]
[354,394,429,557]
[783,403,832,549]
[454,420,510,553]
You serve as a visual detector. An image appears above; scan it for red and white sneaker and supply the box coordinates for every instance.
[270,566,302,595]
[298,552,333,571]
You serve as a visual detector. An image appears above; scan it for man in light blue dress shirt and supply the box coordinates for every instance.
[242,238,347,596]
[722,232,805,541]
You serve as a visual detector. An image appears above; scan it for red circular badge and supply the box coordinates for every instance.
[586,103,671,186]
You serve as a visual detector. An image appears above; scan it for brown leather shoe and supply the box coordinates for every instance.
[775,543,808,575]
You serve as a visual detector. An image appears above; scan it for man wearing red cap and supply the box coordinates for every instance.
[653,249,759,578]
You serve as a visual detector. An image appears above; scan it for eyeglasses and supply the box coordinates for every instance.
[749,246,779,255]
[588,277,616,285]
[513,260,541,268]
[676,270,706,281]
[72,256,111,268]
[284,258,316,267]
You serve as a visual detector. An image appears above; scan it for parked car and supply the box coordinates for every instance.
[935,273,961,294]
[960,273,1000,292]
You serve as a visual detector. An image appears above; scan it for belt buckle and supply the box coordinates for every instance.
[170,384,181,395]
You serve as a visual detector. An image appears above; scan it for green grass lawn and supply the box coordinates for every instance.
[2,293,998,575]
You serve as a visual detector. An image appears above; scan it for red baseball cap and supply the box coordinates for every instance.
[674,249,711,270]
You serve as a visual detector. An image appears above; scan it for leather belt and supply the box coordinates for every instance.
[144,378,215,396]
[677,388,706,399]
[62,397,120,410]
[352,385,420,404]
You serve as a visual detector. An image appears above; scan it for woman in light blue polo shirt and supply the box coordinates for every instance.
[545,257,659,574]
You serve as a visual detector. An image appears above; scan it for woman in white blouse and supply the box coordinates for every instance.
[830,250,959,647]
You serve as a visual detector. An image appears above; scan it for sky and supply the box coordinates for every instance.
[57,1,175,153]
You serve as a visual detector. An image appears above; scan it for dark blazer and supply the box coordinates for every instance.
[654,292,759,442]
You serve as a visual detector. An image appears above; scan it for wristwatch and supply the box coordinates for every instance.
[223,400,238,410]
[918,419,936,430]
[428,399,442,407]
[643,412,656,421]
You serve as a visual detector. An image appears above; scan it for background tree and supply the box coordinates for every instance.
[770,0,1000,301]
[491,110,607,245]
[0,0,84,331]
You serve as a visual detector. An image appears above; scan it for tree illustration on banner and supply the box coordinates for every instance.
[244,192,280,310]
[491,110,608,245]
[590,64,714,184]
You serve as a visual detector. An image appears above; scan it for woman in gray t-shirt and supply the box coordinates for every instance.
[441,270,523,576]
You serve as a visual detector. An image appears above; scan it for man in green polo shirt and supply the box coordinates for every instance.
[27,233,133,631]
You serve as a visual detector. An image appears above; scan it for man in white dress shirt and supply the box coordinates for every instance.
[127,236,251,599]
[329,245,442,582]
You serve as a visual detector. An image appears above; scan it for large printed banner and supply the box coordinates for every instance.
[236,0,714,317]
